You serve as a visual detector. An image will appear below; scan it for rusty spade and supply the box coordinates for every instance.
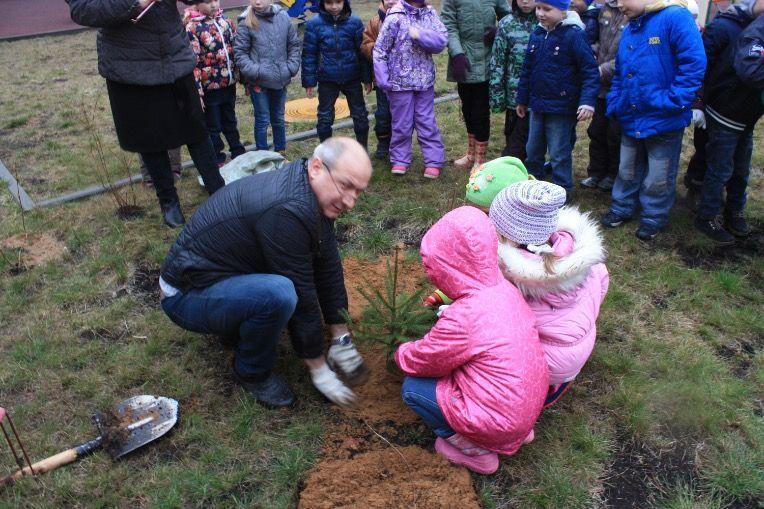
[1,395,178,488]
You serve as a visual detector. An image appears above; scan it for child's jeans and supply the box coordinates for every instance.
[203,85,246,164]
[609,129,684,229]
[374,88,392,142]
[586,97,621,181]
[401,376,454,438]
[388,88,445,168]
[526,111,577,192]
[697,118,753,220]
[502,109,529,160]
[249,85,288,152]
[317,80,369,147]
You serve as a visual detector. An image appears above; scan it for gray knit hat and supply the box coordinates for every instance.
[489,180,567,248]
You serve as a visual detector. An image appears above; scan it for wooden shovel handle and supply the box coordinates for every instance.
[0,437,102,488]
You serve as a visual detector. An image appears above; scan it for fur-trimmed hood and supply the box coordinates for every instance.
[497,206,606,300]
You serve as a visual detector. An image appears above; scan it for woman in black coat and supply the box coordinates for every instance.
[67,0,226,227]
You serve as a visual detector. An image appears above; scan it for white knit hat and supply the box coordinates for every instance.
[489,180,567,250]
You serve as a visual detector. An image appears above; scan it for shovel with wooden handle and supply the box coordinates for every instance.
[1,395,178,488]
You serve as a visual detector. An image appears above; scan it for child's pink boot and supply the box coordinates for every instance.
[423,167,441,179]
[391,165,408,175]
[435,434,499,474]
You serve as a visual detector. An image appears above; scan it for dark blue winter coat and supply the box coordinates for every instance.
[606,2,706,139]
[517,13,600,115]
[580,6,600,45]
[704,12,763,131]
[301,0,370,87]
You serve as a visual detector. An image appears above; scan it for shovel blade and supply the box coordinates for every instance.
[98,395,179,459]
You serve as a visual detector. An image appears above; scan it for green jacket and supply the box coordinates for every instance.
[488,9,536,111]
[441,0,512,83]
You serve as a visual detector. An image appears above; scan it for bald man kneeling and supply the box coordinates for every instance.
[159,137,373,408]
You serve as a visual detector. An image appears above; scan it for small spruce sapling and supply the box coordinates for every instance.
[343,246,435,370]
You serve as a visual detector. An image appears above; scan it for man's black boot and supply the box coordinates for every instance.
[234,371,295,408]
[694,215,735,245]
[160,200,186,228]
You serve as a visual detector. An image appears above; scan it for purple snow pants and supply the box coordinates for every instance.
[388,88,445,168]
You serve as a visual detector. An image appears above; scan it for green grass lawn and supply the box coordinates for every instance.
[1,1,762,507]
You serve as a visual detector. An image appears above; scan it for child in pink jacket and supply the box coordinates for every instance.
[395,206,548,474]
[489,180,609,407]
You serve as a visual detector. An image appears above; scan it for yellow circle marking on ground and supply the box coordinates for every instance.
[284,97,350,123]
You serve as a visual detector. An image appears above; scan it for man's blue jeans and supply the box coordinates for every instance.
[161,274,297,381]
[697,118,753,219]
[249,86,288,151]
[374,87,391,140]
[401,376,454,438]
[526,111,577,192]
[609,129,684,229]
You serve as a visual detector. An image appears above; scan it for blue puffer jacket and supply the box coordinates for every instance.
[606,0,706,139]
[517,12,600,115]
[301,0,370,87]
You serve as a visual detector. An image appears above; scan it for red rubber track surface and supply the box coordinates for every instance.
[1,0,249,40]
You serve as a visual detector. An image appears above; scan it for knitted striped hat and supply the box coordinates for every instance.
[489,180,567,248]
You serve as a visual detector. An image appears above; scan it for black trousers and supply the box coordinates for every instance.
[141,138,224,204]
[684,125,708,191]
[457,81,490,142]
[502,109,529,160]
[316,80,369,147]
[586,97,621,180]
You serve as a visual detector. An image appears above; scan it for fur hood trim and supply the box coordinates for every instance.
[497,206,606,299]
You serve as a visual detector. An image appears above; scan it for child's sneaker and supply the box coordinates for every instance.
[435,435,499,474]
[523,429,535,444]
[579,176,600,188]
[635,223,660,242]
[391,165,408,175]
[423,167,441,179]
[601,211,629,228]
[724,210,749,237]
[597,176,615,191]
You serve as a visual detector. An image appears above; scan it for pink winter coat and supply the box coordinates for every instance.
[497,207,609,385]
[394,206,548,456]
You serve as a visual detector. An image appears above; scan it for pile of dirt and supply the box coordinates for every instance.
[1,232,66,271]
[342,255,429,319]
[341,346,419,426]
[299,446,480,509]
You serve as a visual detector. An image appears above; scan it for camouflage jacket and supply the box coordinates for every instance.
[488,10,536,112]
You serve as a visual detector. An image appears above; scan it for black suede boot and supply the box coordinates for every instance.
[160,200,186,228]
[234,370,295,408]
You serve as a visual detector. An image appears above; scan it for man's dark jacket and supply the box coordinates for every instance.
[161,160,348,359]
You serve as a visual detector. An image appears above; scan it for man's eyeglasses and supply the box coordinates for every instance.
[320,159,365,199]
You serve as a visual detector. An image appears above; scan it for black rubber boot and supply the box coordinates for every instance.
[374,135,390,159]
[234,371,295,409]
[160,200,186,228]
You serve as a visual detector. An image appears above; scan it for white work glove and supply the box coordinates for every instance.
[327,334,370,385]
[692,109,706,129]
[310,364,357,407]
[436,304,450,317]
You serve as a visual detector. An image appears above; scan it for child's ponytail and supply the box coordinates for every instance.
[540,251,557,275]
[246,4,260,29]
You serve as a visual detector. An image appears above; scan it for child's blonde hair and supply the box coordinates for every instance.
[246,2,260,29]
[499,235,558,275]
